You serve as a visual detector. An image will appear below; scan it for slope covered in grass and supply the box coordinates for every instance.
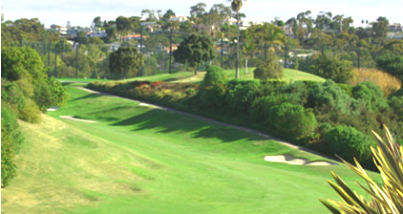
[173,68,325,83]
[1,86,377,213]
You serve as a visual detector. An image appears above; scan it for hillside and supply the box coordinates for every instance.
[1,85,377,213]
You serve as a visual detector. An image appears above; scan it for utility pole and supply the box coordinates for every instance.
[221,37,224,68]
[75,43,79,78]
[169,27,173,73]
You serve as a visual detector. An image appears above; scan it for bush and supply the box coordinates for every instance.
[376,54,403,81]
[308,80,358,115]
[324,125,375,164]
[1,106,24,187]
[1,81,26,110]
[202,65,226,86]
[254,52,283,80]
[267,103,317,139]
[197,84,227,112]
[18,99,41,123]
[226,80,260,114]
[389,96,403,119]
[352,81,389,112]
[310,54,354,83]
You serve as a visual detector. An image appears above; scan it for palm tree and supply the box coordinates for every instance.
[261,23,286,60]
[228,0,246,79]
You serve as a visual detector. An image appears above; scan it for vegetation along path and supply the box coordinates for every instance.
[1,85,379,214]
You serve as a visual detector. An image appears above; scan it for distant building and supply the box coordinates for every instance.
[169,16,188,23]
[121,34,148,41]
[50,25,67,37]
[389,23,402,32]
[66,27,91,38]
[86,28,106,38]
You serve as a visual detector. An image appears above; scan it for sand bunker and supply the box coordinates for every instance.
[47,107,60,112]
[60,116,97,123]
[264,154,337,166]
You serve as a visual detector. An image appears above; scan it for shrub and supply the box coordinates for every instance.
[310,54,354,83]
[352,81,389,112]
[226,80,260,114]
[324,125,375,164]
[197,84,227,112]
[308,80,358,115]
[254,52,283,80]
[18,99,41,123]
[202,65,226,86]
[389,96,403,119]
[1,81,26,109]
[1,106,24,187]
[267,103,317,139]
[376,53,403,81]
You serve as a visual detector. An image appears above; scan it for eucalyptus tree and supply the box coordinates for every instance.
[286,17,299,38]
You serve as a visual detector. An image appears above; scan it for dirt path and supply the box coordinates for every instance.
[78,87,339,165]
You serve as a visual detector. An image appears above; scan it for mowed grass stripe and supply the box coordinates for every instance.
[1,86,377,214]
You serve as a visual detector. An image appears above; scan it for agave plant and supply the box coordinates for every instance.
[320,125,403,213]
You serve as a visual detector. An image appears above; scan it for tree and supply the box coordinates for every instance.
[190,2,207,21]
[92,16,102,28]
[261,23,286,59]
[116,16,131,38]
[173,34,215,75]
[372,16,389,41]
[141,9,157,22]
[162,9,176,21]
[228,0,246,79]
[315,11,332,30]
[109,46,144,79]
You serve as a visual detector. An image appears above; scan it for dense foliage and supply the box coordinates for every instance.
[1,107,24,187]
[1,46,68,186]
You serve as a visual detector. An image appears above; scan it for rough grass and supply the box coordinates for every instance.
[1,86,379,213]
[349,68,402,95]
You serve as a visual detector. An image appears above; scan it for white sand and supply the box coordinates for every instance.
[60,116,97,123]
[264,154,337,166]
[47,107,60,111]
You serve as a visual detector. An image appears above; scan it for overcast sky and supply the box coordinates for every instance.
[2,0,402,28]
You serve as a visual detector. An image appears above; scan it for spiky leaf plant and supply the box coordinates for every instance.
[320,125,403,213]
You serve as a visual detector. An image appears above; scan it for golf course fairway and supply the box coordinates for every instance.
[1,85,378,214]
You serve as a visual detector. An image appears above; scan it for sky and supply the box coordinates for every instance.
[1,0,402,28]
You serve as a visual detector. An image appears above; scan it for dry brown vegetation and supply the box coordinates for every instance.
[349,68,402,95]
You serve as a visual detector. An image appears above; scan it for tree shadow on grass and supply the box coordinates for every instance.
[71,93,104,102]
[111,109,266,143]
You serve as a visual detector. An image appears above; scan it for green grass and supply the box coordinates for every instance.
[1,85,377,213]
[59,67,324,84]
[57,77,110,82]
[171,68,325,83]
[125,72,194,82]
